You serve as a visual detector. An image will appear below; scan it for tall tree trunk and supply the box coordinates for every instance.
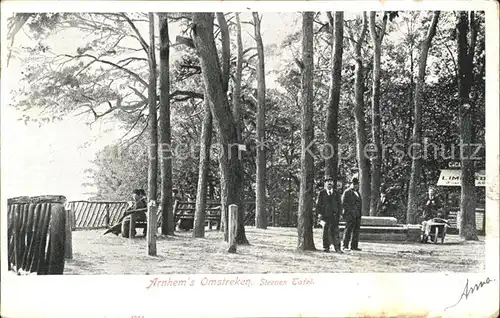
[253,12,267,229]
[233,13,243,142]
[216,12,247,243]
[193,96,212,238]
[324,12,344,185]
[147,13,158,255]
[232,13,247,239]
[457,11,478,240]
[369,12,388,216]
[406,11,440,224]
[297,12,316,251]
[216,13,230,93]
[348,13,370,216]
[158,13,174,235]
[216,13,230,237]
[403,47,415,211]
[191,13,248,245]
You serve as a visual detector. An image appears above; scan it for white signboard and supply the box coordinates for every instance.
[437,169,485,187]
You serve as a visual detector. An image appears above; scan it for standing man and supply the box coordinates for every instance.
[315,176,343,253]
[341,177,362,251]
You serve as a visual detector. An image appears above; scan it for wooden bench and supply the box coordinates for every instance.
[124,208,148,238]
[339,224,407,233]
[333,217,422,242]
[125,201,223,235]
[337,222,409,241]
[173,200,222,230]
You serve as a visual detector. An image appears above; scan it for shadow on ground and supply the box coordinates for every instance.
[63,227,485,274]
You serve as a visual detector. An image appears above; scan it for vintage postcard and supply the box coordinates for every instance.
[1,1,498,317]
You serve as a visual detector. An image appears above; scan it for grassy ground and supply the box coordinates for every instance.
[64,226,485,274]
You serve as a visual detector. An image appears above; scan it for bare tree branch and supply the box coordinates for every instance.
[121,116,150,150]
[117,56,148,64]
[6,13,33,66]
[61,53,148,86]
[120,112,146,141]
[242,47,256,55]
[129,85,148,102]
[119,13,150,53]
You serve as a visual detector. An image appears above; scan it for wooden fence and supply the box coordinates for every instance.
[67,201,162,229]
[68,201,128,229]
[7,195,67,275]
[68,200,257,230]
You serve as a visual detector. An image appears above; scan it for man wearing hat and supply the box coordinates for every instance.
[341,177,362,251]
[103,189,147,237]
[122,189,148,237]
[315,175,343,253]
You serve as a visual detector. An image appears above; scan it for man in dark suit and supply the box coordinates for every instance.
[341,177,362,251]
[103,189,147,237]
[121,189,147,237]
[315,176,343,253]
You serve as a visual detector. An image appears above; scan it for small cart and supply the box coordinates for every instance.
[428,221,449,243]
[422,219,450,244]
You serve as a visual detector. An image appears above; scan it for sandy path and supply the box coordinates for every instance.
[64,227,485,274]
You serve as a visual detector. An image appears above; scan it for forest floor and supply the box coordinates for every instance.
[64,227,485,274]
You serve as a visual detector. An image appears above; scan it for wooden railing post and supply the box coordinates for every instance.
[64,209,73,259]
[228,204,238,253]
[271,206,275,227]
[482,207,486,235]
[105,203,110,228]
[172,200,179,230]
[13,205,19,273]
[47,204,66,274]
[147,201,157,256]
[71,203,76,230]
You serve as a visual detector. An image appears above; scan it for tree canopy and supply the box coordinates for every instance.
[8,11,485,229]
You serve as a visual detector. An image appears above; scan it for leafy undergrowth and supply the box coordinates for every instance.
[64,227,485,274]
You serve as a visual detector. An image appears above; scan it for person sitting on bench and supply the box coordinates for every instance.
[121,189,147,238]
[103,189,147,237]
[421,187,442,243]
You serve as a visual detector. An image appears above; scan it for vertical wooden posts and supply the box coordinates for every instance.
[105,203,110,228]
[64,209,73,259]
[47,204,66,275]
[271,207,276,227]
[147,201,158,256]
[7,196,67,275]
[172,200,179,231]
[482,208,486,235]
[13,205,19,273]
[228,204,238,253]
[71,204,76,231]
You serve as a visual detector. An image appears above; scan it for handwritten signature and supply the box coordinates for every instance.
[445,277,495,311]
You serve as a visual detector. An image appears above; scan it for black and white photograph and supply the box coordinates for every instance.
[1,1,499,317]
